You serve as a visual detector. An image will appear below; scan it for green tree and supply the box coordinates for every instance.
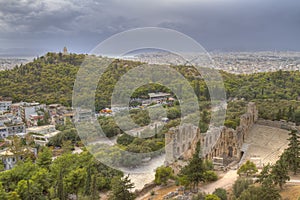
[117,134,135,146]
[285,130,300,174]
[237,186,261,200]
[255,164,281,199]
[203,170,218,182]
[192,192,206,200]
[167,107,181,120]
[237,160,258,177]
[16,179,40,200]
[205,194,220,200]
[109,175,135,200]
[36,147,52,169]
[154,166,173,185]
[90,175,98,200]
[232,178,253,198]
[31,168,52,197]
[179,141,205,191]
[178,175,190,191]
[7,192,20,200]
[213,188,227,200]
[64,168,86,200]
[260,180,281,200]
[238,184,281,200]
[195,81,201,99]
[0,159,37,192]
[295,110,300,125]
[84,166,92,196]
[50,153,78,200]
[0,182,7,200]
[256,164,272,185]
[271,158,290,189]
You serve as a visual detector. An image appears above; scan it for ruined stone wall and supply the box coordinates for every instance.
[165,102,258,166]
[201,102,258,161]
[256,119,298,131]
[165,124,200,165]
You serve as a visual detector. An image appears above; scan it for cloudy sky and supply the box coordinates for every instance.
[0,0,300,56]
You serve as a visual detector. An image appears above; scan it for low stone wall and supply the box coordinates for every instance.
[256,119,298,131]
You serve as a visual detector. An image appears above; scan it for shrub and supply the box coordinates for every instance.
[204,171,218,182]
[154,166,173,185]
[237,160,258,177]
[213,188,227,200]
[232,178,253,198]
[205,194,221,200]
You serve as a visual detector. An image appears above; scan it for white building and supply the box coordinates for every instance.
[0,126,8,138]
[27,125,60,146]
[21,102,45,121]
[0,148,37,170]
[0,101,12,112]
[0,115,25,138]
[0,150,18,170]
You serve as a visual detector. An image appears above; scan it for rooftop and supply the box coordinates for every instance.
[148,92,171,98]
[26,125,56,133]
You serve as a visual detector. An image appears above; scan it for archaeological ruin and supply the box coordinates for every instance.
[165,102,258,166]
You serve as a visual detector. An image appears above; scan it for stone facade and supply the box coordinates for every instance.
[165,124,200,164]
[165,102,258,166]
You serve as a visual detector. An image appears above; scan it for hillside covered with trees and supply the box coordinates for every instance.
[0,52,300,125]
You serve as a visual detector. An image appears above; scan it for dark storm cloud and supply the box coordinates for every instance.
[0,0,300,55]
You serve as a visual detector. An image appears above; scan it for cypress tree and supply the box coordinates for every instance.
[285,130,300,174]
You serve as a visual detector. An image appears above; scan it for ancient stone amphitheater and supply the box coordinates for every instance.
[165,102,295,168]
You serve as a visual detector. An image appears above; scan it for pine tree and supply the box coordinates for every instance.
[180,141,205,191]
[91,175,98,200]
[110,175,135,200]
[0,182,7,200]
[285,130,300,174]
[256,164,281,199]
[256,164,272,185]
[7,192,20,200]
[84,166,92,196]
[271,158,290,189]
[36,147,52,169]
[57,169,65,200]
[64,168,86,200]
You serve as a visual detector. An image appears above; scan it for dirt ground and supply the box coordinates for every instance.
[280,185,300,200]
[136,184,179,200]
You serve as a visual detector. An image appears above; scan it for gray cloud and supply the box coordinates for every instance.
[0,0,300,55]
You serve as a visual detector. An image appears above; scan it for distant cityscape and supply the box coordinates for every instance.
[123,51,300,74]
[0,57,31,70]
[2,51,300,74]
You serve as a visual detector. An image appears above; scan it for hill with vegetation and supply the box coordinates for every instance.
[0,52,300,126]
